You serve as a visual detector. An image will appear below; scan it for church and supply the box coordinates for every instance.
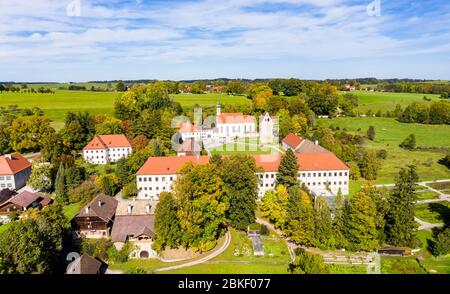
[178,103,274,142]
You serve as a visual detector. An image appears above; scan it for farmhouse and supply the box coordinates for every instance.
[0,153,32,190]
[83,134,132,165]
[111,199,157,259]
[72,194,118,239]
[0,191,52,223]
[136,152,349,200]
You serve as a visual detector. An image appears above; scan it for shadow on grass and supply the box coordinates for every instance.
[428,202,450,225]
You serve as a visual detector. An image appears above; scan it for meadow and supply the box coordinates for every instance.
[318,117,450,184]
[0,90,249,129]
[342,90,442,113]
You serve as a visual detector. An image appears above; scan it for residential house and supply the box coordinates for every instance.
[0,153,32,190]
[72,194,118,239]
[0,191,52,223]
[83,134,132,165]
[111,199,157,259]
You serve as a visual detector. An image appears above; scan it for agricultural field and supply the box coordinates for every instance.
[318,117,450,184]
[341,90,442,113]
[0,90,249,130]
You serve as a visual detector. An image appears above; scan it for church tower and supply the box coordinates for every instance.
[259,112,274,144]
[216,102,221,116]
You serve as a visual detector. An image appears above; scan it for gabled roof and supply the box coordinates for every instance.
[137,156,210,175]
[1,191,51,208]
[297,152,349,171]
[282,133,305,150]
[217,113,255,124]
[83,135,132,150]
[75,194,118,222]
[295,139,328,153]
[178,122,198,133]
[66,254,103,275]
[0,154,32,175]
[111,215,155,243]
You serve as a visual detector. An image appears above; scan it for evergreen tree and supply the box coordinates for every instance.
[54,163,68,204]
[285,188,316,246]
[314,196,333,249]
[384,166,419,247]
[366,126,375,141]
[361,183,388,243]
[277,149,299,188]
[345,191,379,251]
[332,189,348,248]
[153,192,182,250]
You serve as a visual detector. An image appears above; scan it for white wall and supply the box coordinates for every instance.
[83,147,132,164]
[137,169,349,201]
[0,167,31,190]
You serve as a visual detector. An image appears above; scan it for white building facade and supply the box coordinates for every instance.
[0,154,32,190]
[136,153,349,200]
[83,135,133,165]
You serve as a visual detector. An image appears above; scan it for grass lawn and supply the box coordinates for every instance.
[343,90,442,113]
[318,117,450,184]
[162,228,290,274]
[63,203,82,220]
[417,190,441,200]
[380,256,427,274]
[426,181,450,192]
[415,201,450,224]
[109,258,185,273]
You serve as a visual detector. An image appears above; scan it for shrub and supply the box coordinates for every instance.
[260,224,269,236]
[376,149,388,160]
[122,181,138,199]
[432,227,450,256]
[126,267,148,274]
[288,248,330,274]
[81,239,113,261]
[399,134,416,150]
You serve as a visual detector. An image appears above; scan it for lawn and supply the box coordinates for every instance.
[380,256,427,274]
[343,90,442,113]
[416,190,441,200]
[415,201,450,224]
[162,228,290,274]
[63,203,82,220]
[318,117,450,184]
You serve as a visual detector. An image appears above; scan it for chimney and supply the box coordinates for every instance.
[98,200,102,207]
[315,140,319,145]
[146,204,151,214]
[85,206,90,214]
[127,205,133,214]
[5,154,12,160]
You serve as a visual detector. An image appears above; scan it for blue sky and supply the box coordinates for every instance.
[0,0,449,82]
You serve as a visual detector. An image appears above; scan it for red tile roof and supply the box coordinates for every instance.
[0,154,32,175]
[217,113,255,124]
[178,122,198,133]
[137,156,210,175]
[282,133,305,150]
[83,135,132,150]
[137,152,348,175]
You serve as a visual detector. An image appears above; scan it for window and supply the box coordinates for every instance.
[143,177,147,182]
[318,173,321,177]
[271,174,274,178]
[155,177,159,182]
[334,172,337,176]
[339,172,342,176]
[307,173,311,177]
[328,172,332,176]
[265,174,269,178]
[162,177,165,181]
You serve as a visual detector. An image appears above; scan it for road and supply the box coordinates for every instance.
[154,230,231,272]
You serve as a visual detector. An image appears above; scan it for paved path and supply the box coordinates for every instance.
[415,217,444,230]
[154,230,231,272]
[376,179,450,204]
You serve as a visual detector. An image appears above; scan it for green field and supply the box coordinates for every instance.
[342,90,442,113]
[0,91,250,130]
[318,117,450,184]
